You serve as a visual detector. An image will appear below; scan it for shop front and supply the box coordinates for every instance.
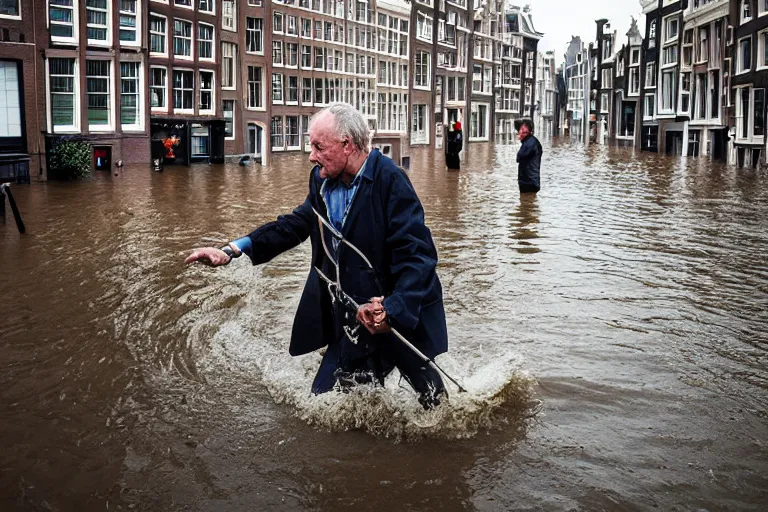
[150,119,226,166]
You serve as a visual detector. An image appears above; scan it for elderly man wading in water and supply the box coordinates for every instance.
[185,103,449,409]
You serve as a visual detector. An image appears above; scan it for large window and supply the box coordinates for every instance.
[414,51,430,88]
[174,19,193,58]
[644,93,655,119]
[199,70,214,114]
[272,73,283,103]
[270,116,283,149]
[199,0,214,14]
[629,68,640,95]
[150,14,167,55]
[50,0,77,41]
[411,104,428,144]
[222,0,235,31]
[738,36,752,73]
[173,70,194,112]
[661,69,676,112]
[223,100,234,139]
[49,58,77,131]
[86,0,109,44]
[120,62,140,128]
[198,23,214,60]
[222,42,236,89]
[191,124,209,157]
[86,60,111,129]
[287,76,298,103]
[149,67,167,110]
[247,66,263,108]
[119,0,139,43]
[286,116,299,148]
[246,18,264,53]
[645,62,656,88]
[272,41,283,65]
[0,61,21,137]
[0,1,20,17]
[755,89,765,136]
[470,103,488,139]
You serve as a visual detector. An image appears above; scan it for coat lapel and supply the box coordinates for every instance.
[341,149,378,239]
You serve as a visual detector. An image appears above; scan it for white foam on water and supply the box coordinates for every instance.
[200,309,536,440]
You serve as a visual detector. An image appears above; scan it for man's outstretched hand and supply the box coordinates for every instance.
[185,247,231,267]
[357,296,391,335]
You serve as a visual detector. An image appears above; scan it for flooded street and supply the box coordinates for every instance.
[2,139,767,511]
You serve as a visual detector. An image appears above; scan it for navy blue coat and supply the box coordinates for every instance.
[517,135,542,189]
[242,149,448,359]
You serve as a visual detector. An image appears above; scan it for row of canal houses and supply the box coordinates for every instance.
[0,0,544,181]
[564,0,768,167]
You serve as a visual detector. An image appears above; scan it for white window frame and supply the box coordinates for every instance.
[199,70,214,115]
[663,15,679,44]
[49,0,79,45]
[737,35,752,75]
[629,67,640,95]
[221,42,236,90]
[222,0,236,32]
[285,115,301,150]
[174,0,193,10]
[679,72,691,116]
[118,0,140,46]
[645,62,656,88]
[223,99,235,140]
[758,29,768,70]
[0,1,21,20]
[47,57,80,133]
[198,22,215,62]
[149,13,168,56]
[246,17,264,55]
[660,69,676,114]
[410,104,429,145]
[273,11,284,34]
[173,19,194,60]
[416,12,433,42]
[600,92,609,114]
[742,0,753,24]
[271,115,284,152]
[272,72,284,104]
[469,101,489,141]
[85,59,114,132]
[643,93,655,120]
[172,68,195,114]
[86,0,110,46]
[247,65,265,111]
[149,65,168,113]
[199,0,215,15]
[414,51,431,89]
[760,0,768,17]
[119,61,143,131]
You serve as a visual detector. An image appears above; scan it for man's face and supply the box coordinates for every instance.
[518,125,530,141]
[309,113,349,180]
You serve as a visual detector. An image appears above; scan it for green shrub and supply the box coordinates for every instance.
[49,139,92,180]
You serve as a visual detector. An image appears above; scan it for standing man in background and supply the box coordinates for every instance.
[516,119,542,194]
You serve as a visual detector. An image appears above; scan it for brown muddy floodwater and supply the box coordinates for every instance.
[2,139,768,511]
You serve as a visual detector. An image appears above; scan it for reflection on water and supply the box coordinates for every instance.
[2,139,768,510]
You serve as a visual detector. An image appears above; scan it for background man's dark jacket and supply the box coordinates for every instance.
[240,149,448,359]
[517,135,542,190]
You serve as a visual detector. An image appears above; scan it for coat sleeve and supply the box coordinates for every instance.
[382,170,439,331]
[241,194,315,265]
[516,137,536,162]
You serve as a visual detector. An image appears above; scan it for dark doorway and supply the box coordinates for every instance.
[665,130,683,156]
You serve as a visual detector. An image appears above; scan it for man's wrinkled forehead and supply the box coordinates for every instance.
[309,112,334,141]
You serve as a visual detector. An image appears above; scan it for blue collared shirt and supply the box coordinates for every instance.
[321,158,367,234]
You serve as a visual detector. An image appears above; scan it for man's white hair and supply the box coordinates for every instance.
[309,103,370,152]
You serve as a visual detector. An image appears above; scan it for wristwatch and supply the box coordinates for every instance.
[220,242,241,260]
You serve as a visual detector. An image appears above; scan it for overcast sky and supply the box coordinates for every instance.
[525,0,645,63]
